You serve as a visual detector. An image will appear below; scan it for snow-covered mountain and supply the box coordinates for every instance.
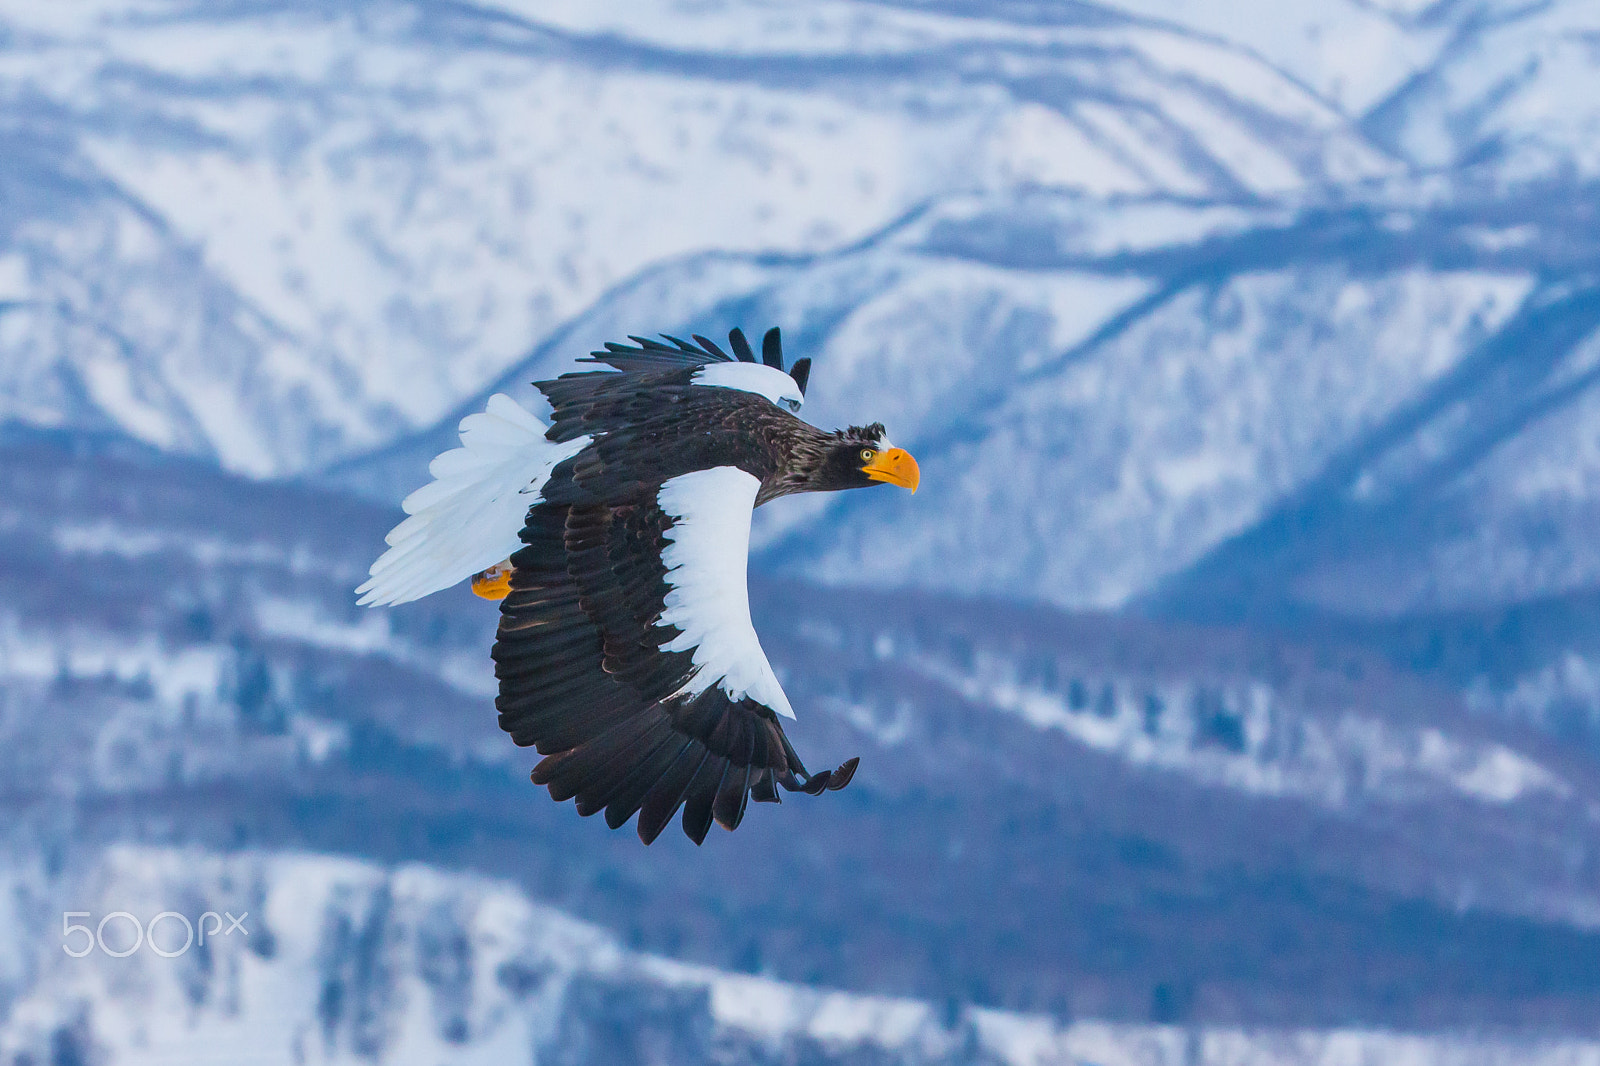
[7,0,1600,1055]
[0,0,1390,476]
[1365,0,1600,182]
[7,0,1600,628]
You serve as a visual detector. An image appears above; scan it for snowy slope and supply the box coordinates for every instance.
[6,845,1597,1066]
[781,252,1533,607]
[1364,0,1600,180]
[1107,0,1457,116]
[0,0,1391,475]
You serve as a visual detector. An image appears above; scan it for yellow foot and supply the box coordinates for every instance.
[471,559,514,601]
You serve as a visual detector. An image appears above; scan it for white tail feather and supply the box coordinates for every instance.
[356,394,589,607]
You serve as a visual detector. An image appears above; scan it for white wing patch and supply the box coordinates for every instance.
[356,394,590,606]
[691,362,804,412]
[657,466,795,719]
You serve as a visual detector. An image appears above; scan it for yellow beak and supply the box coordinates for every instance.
[862,447,920,493]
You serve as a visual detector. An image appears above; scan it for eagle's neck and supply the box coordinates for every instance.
[756,421,839,506]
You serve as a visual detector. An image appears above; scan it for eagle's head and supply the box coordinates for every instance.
[810,422,920,494]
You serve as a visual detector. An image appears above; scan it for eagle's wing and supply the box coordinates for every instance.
[495,491,857,844]
[356,394,588,606]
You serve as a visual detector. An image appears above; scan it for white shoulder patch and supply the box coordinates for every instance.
[691,362,804,412]
[356,394,590,606]
[656,466,795,719]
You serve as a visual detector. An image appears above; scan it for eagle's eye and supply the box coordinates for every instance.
[860,448,876,463]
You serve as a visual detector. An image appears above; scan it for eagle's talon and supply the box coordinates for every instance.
[471,559,514,601]
[800,771,832,795]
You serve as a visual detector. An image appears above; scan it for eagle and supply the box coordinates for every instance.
[356,328,919,844]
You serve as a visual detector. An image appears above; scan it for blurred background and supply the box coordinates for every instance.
[2,0,1599,1062]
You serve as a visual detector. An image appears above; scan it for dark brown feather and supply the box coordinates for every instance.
[638,743,708,845]
[681,755,727,845]
[727,328,756,363]
[761,327,783,369]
